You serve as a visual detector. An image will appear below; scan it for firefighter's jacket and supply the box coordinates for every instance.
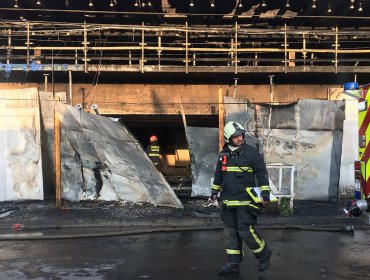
[146,141,161,165]
[212,142,270,207]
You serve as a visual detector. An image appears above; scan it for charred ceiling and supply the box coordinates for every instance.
[0,0,369,27]
[0,0,369,80]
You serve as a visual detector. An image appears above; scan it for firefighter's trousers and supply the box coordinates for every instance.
[221,205,270,263]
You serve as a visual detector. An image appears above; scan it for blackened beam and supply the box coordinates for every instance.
[2,64,370,73]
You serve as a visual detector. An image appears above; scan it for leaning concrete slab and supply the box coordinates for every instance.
[186,127,219,197]
[45,102,182,208]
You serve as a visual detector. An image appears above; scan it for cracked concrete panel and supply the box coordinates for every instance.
[258,104,297,130]
[298,99,345,131]
[257,100,345,131]
[186,127,219,197]
[264,129,341,201]
[68,107,134,142]
[0,108,43,201]
[53,103,182,208]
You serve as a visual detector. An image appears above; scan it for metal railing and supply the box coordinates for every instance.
[0,21,370,73]
[267,162,295,209]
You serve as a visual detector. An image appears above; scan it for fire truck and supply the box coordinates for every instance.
[343,82,370,216]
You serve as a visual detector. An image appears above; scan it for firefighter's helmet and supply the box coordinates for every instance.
[150,135,158,142]
[224,121,246,142]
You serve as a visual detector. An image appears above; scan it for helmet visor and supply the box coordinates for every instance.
[231,129,245,138]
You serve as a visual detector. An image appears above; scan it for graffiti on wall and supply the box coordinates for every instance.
[264,135,316,159]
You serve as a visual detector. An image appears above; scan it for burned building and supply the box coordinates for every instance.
[0,0,367,204]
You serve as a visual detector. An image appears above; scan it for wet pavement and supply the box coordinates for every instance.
[1,228,370,280]
[0,198,369,279]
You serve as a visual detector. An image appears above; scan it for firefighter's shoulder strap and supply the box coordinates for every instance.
[219,151,229,171]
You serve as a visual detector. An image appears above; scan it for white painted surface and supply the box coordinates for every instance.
[0,108,43,201]
[264,129,334,201]
[0,88,38,108]
[338,121,358,196]
[329,88,358,196]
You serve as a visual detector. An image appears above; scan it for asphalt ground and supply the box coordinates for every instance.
[2,228,370,279]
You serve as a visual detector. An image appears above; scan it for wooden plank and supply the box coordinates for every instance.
[179,96,187,129]
[54,110,61,208]
[218,87,224,151]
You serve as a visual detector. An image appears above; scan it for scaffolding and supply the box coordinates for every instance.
[1,20,370,74]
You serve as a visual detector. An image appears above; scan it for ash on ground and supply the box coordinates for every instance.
[0,198,209,226]
[0,197,354,227]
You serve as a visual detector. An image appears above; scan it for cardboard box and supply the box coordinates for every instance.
[164,154,176,167]
[175,149,190,167]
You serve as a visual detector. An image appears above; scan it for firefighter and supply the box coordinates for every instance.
[146,135,161,169]
[344,198,370,217]
[210,121,272,275]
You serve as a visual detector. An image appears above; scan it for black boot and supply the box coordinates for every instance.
[258,249,272,272]
[217,263,240,275]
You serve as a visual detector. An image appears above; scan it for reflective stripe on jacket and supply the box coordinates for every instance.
[146,142,161,164]
[212,142,270,203]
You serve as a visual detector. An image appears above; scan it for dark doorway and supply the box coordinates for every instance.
[119,114,218,196]
[119,114,218,155]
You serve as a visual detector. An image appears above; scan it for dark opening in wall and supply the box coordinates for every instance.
[119,114,218,182]
[120,114,218,153]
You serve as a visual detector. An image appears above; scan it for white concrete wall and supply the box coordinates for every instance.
[0,88,43,201]
[329,88,358,197]
[222,98,345,201]
[264,129,336,201]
